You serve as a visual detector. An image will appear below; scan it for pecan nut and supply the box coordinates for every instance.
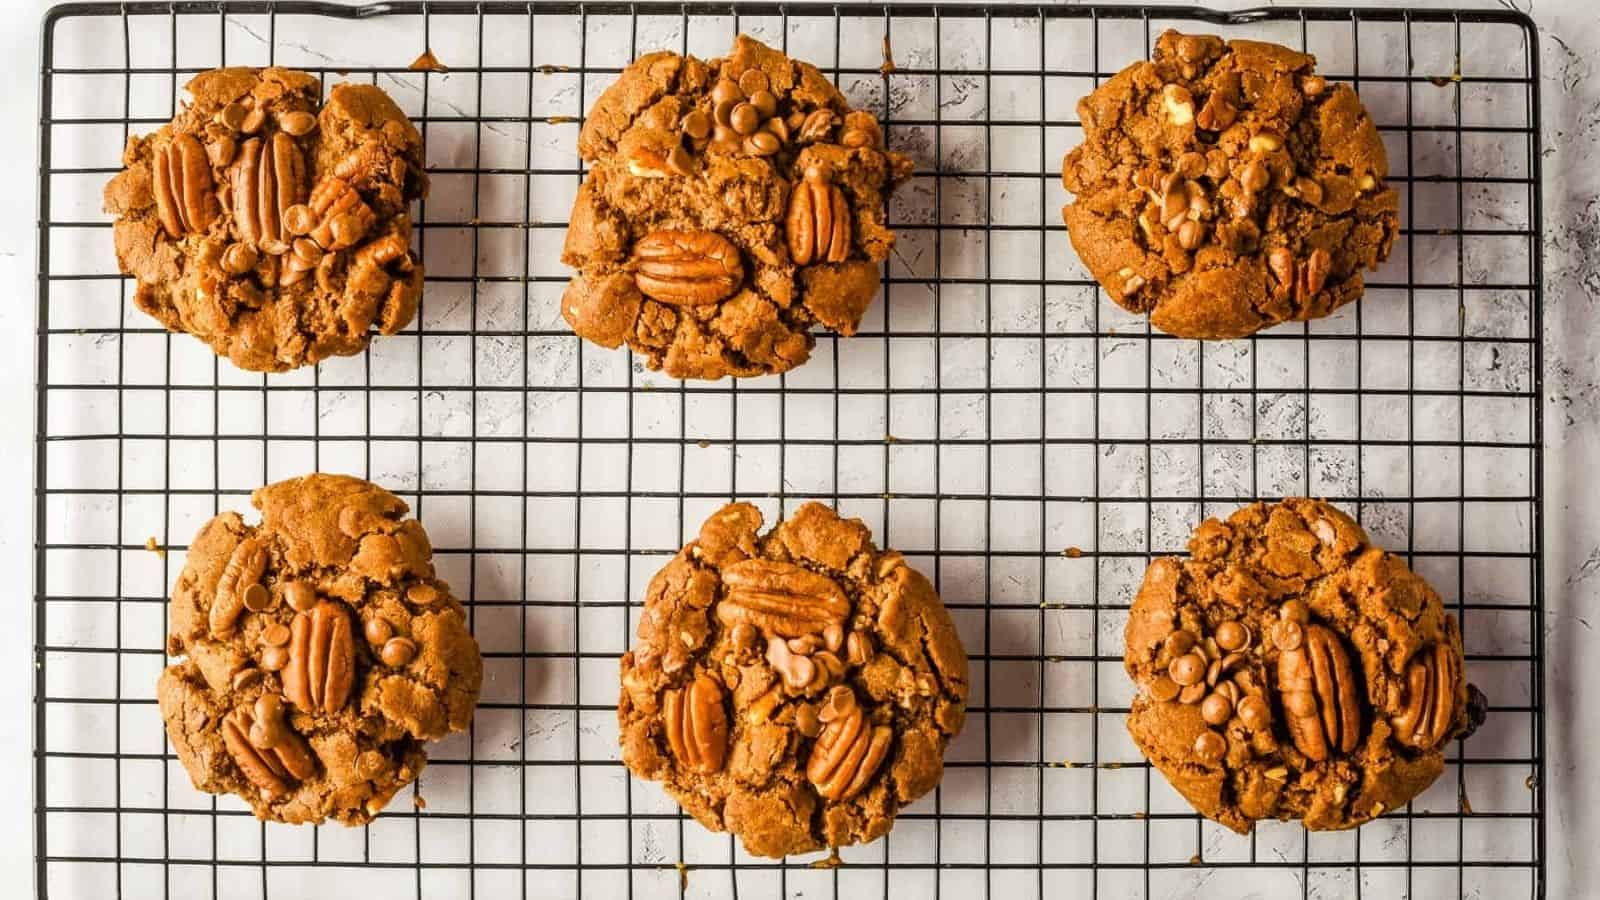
[230,132,306,251]
[283,601,356,714]
[209,537,268,636]
[221,709,316,798]
[786,170,851,265]
[633,230,744,306]
[805,696,893,801]
[716,559,852,638]
[797,109,837,144]
[1297,248,1333,301]
[662,673,728,774]
[152,133,218,238]
[289,175,377,251]
[1391,642,1458,749]
[1276,623,1363,761]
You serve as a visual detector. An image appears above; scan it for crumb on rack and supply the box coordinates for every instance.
[409,49,448,73]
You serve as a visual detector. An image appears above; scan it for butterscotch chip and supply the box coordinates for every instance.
[618,502,968,857]
[1123,499,1485,833]
[560,35,913,380]
[104,68,428,372]
[157,474,482,826]
[1062,31,1400,338]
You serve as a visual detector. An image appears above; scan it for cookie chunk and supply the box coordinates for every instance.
[618,503,968,856]
[1062,32,1400,338]
[1124,499,1486,833]
[561,35,913,380]
[158,474,482,825]
[105,68,428,372]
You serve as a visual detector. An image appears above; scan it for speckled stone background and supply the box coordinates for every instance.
[4,1,1597,898]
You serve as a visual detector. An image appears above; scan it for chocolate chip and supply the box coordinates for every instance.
[364,617,393,645]
[1193,730,1226,763]
[667,145,695,176]
[283,581,317,612]
[1201,692,1233,725]
[745,131,780,157]
[381,636,418,667]
[220,242,258,275]
[738,70,769,96]
[711,79,743,105]
[1169,652,1207,686]
[749,90,778,119]
[279,111,317,136]
[260,644,288,672]
[730,103,762,136]
[681,109,712,141]
[1148,675,1181,702]
[242,583,272,612]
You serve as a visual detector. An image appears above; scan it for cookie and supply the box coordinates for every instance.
[618,502,968,857]
[158,474,482,825]
[1062,31,1400,338]
[561,35,913,380]
[1124,499,1486,833]
[105,67,428,372]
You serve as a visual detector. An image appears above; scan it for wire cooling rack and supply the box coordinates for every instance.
[34,2,1545,898]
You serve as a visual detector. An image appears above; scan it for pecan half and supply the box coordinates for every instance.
[230,132,305,251]
[797,108,837,144]
[283,601,356,714]
[1297,248,1333,301]
[1276,623,1363,761]
[785,170,851,265]
[221,710,316,798]
[715,559,852,638]
[291,175,377,251]
[662,673,728,773]
[805,698,893,801]
[1391,642,1458,749]
[209,537,268,636]
[633,230,744,306]
[152,133,218,238]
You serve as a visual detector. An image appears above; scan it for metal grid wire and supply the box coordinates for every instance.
[34,2,1544,898]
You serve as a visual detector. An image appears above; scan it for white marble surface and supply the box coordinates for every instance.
[3,0,1597,897]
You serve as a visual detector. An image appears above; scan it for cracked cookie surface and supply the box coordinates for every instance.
[1062,31,1400,338]
[105,67,428,372]
[1124,499,1486,833]
[158,474,482,825]
[561,34,912,380]
[619,502,968,857]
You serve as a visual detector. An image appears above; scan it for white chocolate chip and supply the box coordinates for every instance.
[1248,133,1283,153]
[1162,84,1195,127]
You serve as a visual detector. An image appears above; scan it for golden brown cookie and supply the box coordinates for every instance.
[105,68,428,372]
[158,474,482,825]
[561,35,913,380]
[1062,31,1400,338]
[618,502,968,857]
[1124,499,1486,833]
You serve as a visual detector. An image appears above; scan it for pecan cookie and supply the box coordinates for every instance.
[561,35,912,380]
[1062,32,1400,338]
[618,502,968,856]
[157,474,482,825]
[1124,499,1487,832]
[105,67,427,372]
